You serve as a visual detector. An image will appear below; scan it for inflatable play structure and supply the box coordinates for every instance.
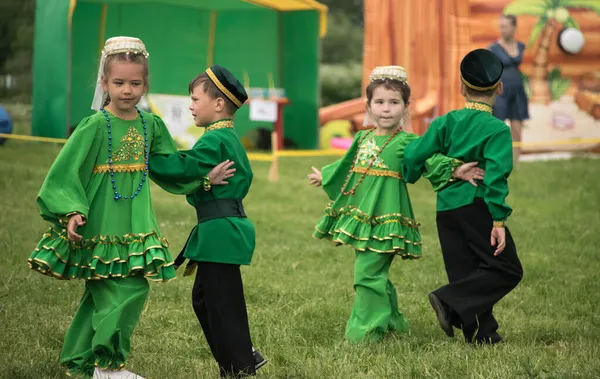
[32,0,326,149]
[320,0,600,152]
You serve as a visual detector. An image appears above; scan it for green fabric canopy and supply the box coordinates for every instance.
[32,0,325,148]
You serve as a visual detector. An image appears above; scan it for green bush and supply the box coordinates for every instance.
[320,62,363,107]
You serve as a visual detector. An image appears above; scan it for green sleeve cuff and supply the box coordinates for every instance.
[448,158,465,183]
[58,212,86,227]
[202,175,211,192]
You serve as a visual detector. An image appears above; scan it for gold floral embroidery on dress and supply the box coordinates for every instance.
[356,137,389,169]
[92,163,146,174]
[206,119,234,132]
[465,101,493,114]
[110,126,145,163]
[351,166,402,179]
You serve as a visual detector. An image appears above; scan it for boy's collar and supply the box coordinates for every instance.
[464,100,493,114]
[204,118,234,132]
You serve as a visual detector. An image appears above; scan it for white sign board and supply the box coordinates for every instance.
[145,94,202,148]
[249,100,278,122]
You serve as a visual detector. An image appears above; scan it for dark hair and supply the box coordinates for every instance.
[464,85,497,98]
[102,52,149,107]
[188,73,238,115]
[502,14,517,27]
[366,79,411,105]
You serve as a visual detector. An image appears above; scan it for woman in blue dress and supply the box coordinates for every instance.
[489,14,529,164]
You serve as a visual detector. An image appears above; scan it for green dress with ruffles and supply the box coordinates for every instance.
[313,129,461,257]
[28,110,196,282]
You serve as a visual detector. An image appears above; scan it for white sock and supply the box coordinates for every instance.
[93,367,145,379]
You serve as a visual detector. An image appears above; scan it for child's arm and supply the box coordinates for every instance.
[148,116,224,194]
[401,125,483,191]
[401,120,445,183]
[420,154,465,191]
[483,127,513,224]
[37,117,102,229]
[307,131,362,200]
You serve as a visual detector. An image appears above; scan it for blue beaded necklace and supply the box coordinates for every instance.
[100,106,148,201]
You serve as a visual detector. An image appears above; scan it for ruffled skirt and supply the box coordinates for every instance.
[313,203,422,259]
[28,226,176,282]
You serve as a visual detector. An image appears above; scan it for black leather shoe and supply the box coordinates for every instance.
[471,333,504,345]
[428,293,454,337]
[253,348,268,370]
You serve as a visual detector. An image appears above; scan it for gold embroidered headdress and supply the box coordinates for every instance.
[91,36,150,111]
[364,65,408,126]
[369,65,408,83]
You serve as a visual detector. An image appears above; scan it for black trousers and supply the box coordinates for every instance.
[433,198,523,341]
[192,262,255,378]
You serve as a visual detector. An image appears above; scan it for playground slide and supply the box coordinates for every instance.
[318,97,366,126]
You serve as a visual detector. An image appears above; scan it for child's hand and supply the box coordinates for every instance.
[453,162,485,187]
[307,166,322,187]
[67,214,85,242]
[490,226,506,256]
[209,160,236,185]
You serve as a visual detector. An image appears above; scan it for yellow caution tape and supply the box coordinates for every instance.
[1,133,599,160]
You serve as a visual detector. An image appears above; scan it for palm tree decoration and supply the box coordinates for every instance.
[504,0,600,104]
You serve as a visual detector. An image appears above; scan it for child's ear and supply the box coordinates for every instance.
[495,81,504,96]
[459,82,467,97]
[101,76,108,92]
[215,97,225,112]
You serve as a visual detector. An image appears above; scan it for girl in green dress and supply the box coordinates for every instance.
[308,66,484,343]
[27,37,231,378]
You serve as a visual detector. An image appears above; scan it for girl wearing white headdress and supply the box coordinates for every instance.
[307,66,484,342]
[27,37,232,378]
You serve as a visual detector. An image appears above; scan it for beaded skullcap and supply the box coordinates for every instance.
[369,66,408,83]
[102,36,149,58]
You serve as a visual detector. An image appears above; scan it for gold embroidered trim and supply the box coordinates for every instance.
[312,232,423,258]
[464,101,493,114]
[92,163,146,174]
[324,203,421,229]
[461,75,500,92]
[28,259,176,282]
[40,228,170,249]
[34,244,167,266]
[206,68,243,107]
[352,166,402,179]
[334,228,422,246]
[205,119,234,132]
[493,221,506,227]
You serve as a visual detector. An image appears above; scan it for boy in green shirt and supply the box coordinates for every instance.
[403,49,523,344]
[149,65,265,376]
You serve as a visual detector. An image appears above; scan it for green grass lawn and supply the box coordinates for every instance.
[1,118,599,378]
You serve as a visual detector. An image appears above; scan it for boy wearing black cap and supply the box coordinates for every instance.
[402,49,523,344]
[150,65,265,376]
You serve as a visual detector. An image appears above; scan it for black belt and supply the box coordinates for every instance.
[174,198,246,275]
[196,198,246,223]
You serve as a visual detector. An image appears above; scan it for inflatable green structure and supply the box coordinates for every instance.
[32,0,327,149]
